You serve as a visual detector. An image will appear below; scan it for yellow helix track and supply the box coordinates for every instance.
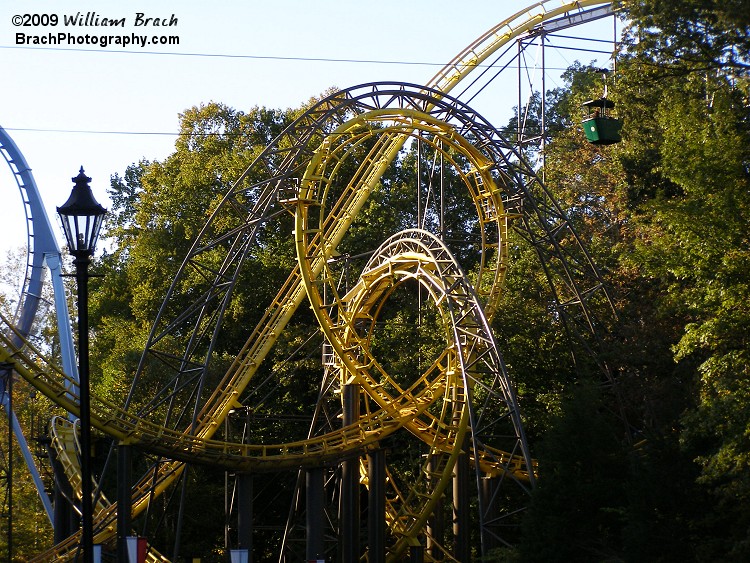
[49,416,112,517]
[48,417,170,562]
[426,0,614,96]
[302,228,535,558]
[289,101,535,559]
[0,314,445,560]
[0,1,610,560]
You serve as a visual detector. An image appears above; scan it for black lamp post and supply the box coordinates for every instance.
[57,167,106,563]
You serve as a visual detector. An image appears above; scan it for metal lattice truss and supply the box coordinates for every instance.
[0,2,625,560]
[0,81,616,560]
[316,229,535,557]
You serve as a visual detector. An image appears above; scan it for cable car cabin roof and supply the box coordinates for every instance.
[582,98,616,109]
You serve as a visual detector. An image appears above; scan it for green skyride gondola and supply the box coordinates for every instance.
[581,69,622,145]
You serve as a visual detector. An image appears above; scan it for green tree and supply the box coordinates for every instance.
[505,8,750,551]
[519,384,628,563]
[616,2,750,557]
[86,102,300,557]
[618,0,750,76]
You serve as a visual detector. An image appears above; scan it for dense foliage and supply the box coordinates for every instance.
[515,2,750,561]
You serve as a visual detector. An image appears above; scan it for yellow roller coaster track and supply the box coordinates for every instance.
[427,0,616,95]
[48,417,171,562]
[296,228,534,557]
[0,316,438,471]
[1,2,612,560]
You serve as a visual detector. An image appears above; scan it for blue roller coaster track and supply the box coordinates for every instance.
[0,124,79,523]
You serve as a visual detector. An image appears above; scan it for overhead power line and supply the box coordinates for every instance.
[5,127,179,136]
[1,41,612,67]
[3,44,481,67]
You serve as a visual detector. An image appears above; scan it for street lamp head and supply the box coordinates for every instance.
[57,167,107,257]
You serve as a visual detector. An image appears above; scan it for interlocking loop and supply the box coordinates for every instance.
[5,2,619,556]
[299,228,533,555]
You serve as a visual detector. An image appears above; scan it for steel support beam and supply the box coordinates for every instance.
[481,476,499,554]
[341,384,360,561]
[237,473,253,561]
[367,449,385,563]
[427,455,445,559]
[453,450,471,562]
[306,467,325,560]
[117,444,132,563]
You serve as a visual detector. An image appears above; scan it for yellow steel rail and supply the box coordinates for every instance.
[0,316,425,470]
[295,220,533,559]
[22,2,610,559]
[427,0,614,95]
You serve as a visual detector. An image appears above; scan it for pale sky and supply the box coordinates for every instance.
[0,1,618,281]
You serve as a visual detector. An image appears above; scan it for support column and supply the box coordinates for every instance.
[341,384,360,561]
[367,449,385,563]
[52,454,76,544]
[237,473,253,562]
[117,443,132,563]
[453,449,471,562]
[306,467,325,560]
[427,455,444,559]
